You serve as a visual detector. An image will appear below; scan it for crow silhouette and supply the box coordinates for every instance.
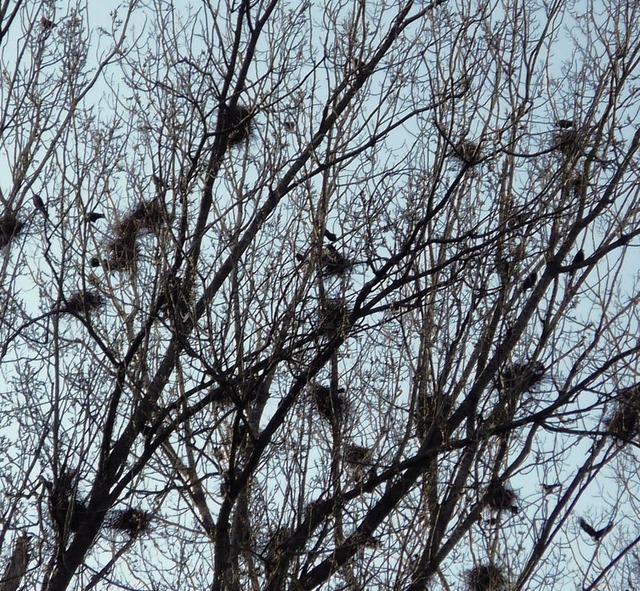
[86,211,105,223]
[556,119,574,128]
[579,518,613,541]
[521,271,537,291]
[569,249,585,276]
[33,194,49,220]
[324,229,338,242]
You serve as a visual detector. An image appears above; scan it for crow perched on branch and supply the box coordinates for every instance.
[86,211,105,223]
[569,249,585,276]
[578,518,613,541]
[324,229,338,242]
[41,17,56,30]
[33,194,49,220]
[521,271,537,291]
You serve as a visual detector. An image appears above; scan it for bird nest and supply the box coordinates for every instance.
[485,479,518,514]
[606,383,640,442]
[318,298,351,336]
[0,213,24,248]
[114,198,166,239]
[129,198,166,234]
[343,444,371,467]
[451,140,482,165]
[466,563,508,591]
[222,103,254,147]
[497,361,545,397]
[553,128,585,157]
[62,290,104,315]
[310,383,348,424]
[320,245,351,276]
[105,234,140,272]
[106,507,153,537]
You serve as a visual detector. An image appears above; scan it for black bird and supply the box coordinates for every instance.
[86,211,105,223]
[324,229,338,242]
[579,518,613,541]
[33,194,49,219]
[556,119,574,129]
[41,17,56,30]
[541,482,561,494]
[295,253,305,262]
[569,249,585,276]
[521,271,537,291]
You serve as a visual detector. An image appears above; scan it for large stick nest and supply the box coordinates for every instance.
[497,361,545,396]
[485,479,519,514]
[106,507,153,537]
[310,383,348,425]
[318,298,351,336]
[606,383,640,442]
[221,103,254,147]
[466,563,508,591]
[0,213,24,248]
[62,290,104,315]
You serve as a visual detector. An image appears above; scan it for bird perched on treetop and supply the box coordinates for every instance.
[33,194,49,220]
[569,249,585,276]
[41,17,56,30]
[324,229,338,242]
[86,211,105,223]
[521,271,537,291]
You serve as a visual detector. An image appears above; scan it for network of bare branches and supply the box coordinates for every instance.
[1,1,640,590]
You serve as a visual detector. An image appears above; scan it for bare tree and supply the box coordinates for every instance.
[1,1,640,590]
